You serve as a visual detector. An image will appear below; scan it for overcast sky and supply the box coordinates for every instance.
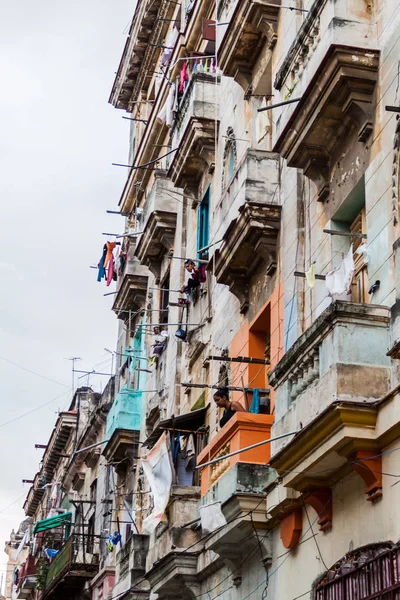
[0,0,134,586]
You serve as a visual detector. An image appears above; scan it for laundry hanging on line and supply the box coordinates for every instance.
[305,263,316,289]
[97,244,107,282]
[325,245,354,296]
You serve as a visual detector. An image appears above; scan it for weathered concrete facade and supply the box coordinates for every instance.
[6,0,400,599]
[104,0,400,597]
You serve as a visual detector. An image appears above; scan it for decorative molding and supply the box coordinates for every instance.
[350,448,383,501]
[112,273,149,322]
[274,45,380,202]
[214,201,281,313]
[303,487,332,531]
[392,115,400,225]
[274,0,325,91]
[134,211,177,278]
[217,0,280,91]
[279,508,303,549]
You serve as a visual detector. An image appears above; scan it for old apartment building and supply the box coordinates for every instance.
[6,0,400,599]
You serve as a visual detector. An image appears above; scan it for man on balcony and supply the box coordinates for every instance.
[213,387,246,428]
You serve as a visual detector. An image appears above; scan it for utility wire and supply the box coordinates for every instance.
[0,389,71,430]
[0,355,70,388]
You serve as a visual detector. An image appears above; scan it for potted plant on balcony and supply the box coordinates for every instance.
[36,558,49,591]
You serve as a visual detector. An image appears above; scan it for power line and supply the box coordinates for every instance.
[0,389,71,430]
[0,355,69,388]
[0,493,26,516]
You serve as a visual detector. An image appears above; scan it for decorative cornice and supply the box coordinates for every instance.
[134,210,177,277]
[269,401,379,476]
[214,201,281,313]
[274,45,380,202]
[218,0,280,90]
[112,273,149,320]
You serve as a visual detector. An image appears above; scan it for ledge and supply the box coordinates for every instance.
[214,201,281,313]
[197,413,274,496]
[168,73,220,195]
[112,273,149,322]
[134,211,177,277]
[274,44,379,202]
[218,0,280,92]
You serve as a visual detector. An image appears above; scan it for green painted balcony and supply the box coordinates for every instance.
[104,386,144,463]
[40,535,99,600]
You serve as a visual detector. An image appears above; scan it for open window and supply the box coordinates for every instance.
[351,207,368,303]
[331,176,368,303]
[248,304,272,414]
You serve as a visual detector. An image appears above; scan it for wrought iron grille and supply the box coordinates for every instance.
[316,547,400,600]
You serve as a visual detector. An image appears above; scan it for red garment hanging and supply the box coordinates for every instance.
[106,255,114,287]
[179,61,189,92]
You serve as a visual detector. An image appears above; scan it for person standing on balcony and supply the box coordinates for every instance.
[180,259,206,300]
[214,387,246,428]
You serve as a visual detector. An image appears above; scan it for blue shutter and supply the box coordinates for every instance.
[197,186,210,257]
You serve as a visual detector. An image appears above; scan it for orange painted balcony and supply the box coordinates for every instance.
[197,412,274,497]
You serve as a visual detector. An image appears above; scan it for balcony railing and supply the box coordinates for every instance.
[168,72,220,193]
[134,170,179,276]
[16,554,37,600]
[41,535,99,598]
[269,301,391,455]
[197,413,274,497]
[316,545,400,600]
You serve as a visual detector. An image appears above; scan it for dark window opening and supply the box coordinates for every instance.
[160,270,170,324]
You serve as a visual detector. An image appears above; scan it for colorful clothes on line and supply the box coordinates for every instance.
[104,241,117,268]
[97,244,107,282]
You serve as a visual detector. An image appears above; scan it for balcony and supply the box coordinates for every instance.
[200,462,273,587]
[270,301,390,447]
[197,413,274,497]
[217,0,280,93]
[17,554,37,599]
[168,73,220,195]
[214,200,281,313]
[41,535,99,600]
[111,534,150,599]
[134,171,179,277]
[23,411,77,517]
[265,301,392,539]
[274,43,379,202]
[145,486,202,599]
[112,270,149,324]
[103,386,144,465]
